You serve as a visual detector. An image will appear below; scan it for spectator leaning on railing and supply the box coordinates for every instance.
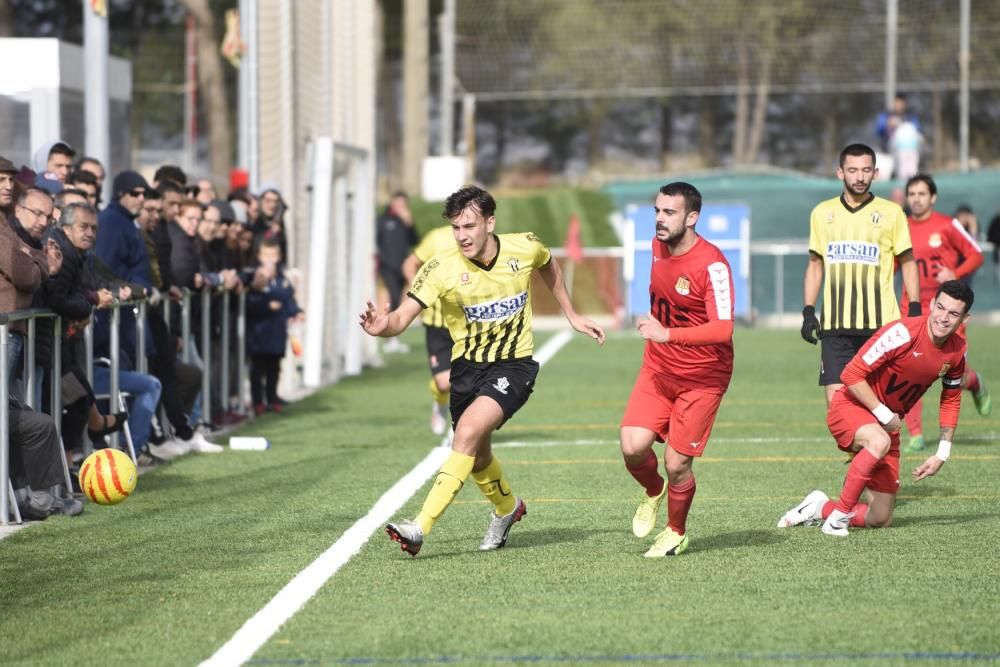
[2,187,52,380]
[45,202,129,453]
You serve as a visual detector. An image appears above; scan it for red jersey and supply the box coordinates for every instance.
[906,211,982,308]
[838,316,965,427]
[645,236,734,391]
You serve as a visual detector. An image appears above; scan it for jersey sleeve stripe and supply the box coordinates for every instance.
[407,292,428,309]
[861,321,911,366]
[950,218,982,252]
[706,261,733,321]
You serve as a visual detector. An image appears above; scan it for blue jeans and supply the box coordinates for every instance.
[92,366,162,449]
[5,332,26,403]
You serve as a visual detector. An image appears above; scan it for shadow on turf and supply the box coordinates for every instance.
[393,527,608,560]
[890,510,1000,528]
[687,528,788,553]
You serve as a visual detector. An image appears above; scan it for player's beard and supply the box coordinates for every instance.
[656,223,686,246]
[843,176,872,197]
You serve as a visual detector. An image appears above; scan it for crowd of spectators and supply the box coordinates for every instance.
[2,141,299,521]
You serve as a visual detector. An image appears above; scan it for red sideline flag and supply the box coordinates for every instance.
[565,214,584,264]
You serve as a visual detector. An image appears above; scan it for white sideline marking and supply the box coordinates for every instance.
[495,433,999,448]
[201,329,577,667]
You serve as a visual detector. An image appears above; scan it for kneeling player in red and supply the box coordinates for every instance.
[778,280,973,537]
[620,182,735,557]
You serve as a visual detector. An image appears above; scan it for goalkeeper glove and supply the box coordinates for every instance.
[801,305,820,345]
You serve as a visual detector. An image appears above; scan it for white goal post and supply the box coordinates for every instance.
[302,138,377,388]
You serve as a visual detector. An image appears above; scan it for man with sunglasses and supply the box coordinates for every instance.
[96,170,153,290]
[95,170,155,371]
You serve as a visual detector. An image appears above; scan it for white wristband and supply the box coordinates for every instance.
[871,403,894,425]
[935,440,952,462]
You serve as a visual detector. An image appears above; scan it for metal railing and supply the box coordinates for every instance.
[3,287,252,525]
[2,309,69,526]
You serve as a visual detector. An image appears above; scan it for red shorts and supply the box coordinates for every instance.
[826,392,901,494]
[621,366,724,457]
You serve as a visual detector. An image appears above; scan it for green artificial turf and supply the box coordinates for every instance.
[2,326,998,666]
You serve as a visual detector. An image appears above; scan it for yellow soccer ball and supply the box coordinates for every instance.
[79,449,137,505]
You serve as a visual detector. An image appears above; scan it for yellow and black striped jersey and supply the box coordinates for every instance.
[809,194,912,335]
[412,226,456,328]
[408,232,551,363]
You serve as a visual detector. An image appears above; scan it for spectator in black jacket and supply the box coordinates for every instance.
[375,191,418,353]
[45,203,128,451]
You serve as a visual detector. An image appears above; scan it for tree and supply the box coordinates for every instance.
[177,0,231,186]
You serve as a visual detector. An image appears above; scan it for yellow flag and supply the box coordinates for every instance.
[220,9,244,68]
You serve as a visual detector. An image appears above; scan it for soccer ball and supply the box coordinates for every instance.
[79,449,137,505]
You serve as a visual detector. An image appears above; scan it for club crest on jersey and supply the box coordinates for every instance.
[506,257,520,273]
[826,212,835,224]
[871,211,882,225]
[929,233,943,248]
[939,363,952,377]
[675,276,691,296]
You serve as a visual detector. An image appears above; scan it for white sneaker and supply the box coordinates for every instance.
[821,509,855,537]
[777,490,829,528]
[180,431,224,453]
[430,402,448,435]
[148,440,187,461]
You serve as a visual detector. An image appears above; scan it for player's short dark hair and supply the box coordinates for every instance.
[228,187,250,204]
[67,170,99,188]
[158,180,185,197]
[154,164,187,188]
[49,142,75,159]
[839,143,876,167]
[76,156,103,171]
[258,238,283,259]
[954,203,974,215]
[658,181,702,215]
[55,188,88,209]
[936,280,974,313]
[905,174,937,197]
[442,185,496,221]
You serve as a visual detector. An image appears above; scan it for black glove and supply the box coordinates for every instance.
[801,305,820,344]
[907,301,922,317]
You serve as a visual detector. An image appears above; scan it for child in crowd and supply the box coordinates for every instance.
[245,239,301,414]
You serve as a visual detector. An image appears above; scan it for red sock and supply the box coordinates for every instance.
[964,368,981,393]
[667,476,696,535]
[903,397,923,437]
[625,449,664,498]
[835,449,880,513]
[822,500,868,527]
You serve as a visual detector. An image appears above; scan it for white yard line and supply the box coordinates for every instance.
[200,329,577,667]
[495,433,999,448]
